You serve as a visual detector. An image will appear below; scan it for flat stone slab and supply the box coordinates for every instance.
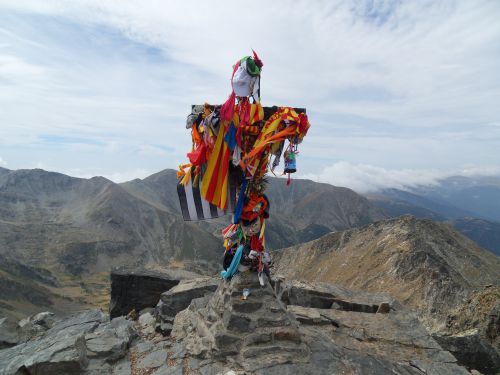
[0,310,137,375]
[158,277,218,319]
[85,317,136,362]
[0,310,106,375]
[274,277,397,313]
[153,364,183,375]
[137,349,167,369]
[133,340,154,354]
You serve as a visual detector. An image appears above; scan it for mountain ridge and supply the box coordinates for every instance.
[0,167,385,319]
[273,215,500,333]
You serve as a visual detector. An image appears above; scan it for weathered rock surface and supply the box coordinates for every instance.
[109,267,200,318]
[167,273,470,374]
[273,216,500,341]
[155,277,218,327]
[17,311,58,342]
[138,312,156,336]
[429,285,500,374]
[444,285,499,343]
[0,317,19,349]
[0,274,482,374]
[0,310,136,375]
[433,329,500,375]
[273,276,398,313]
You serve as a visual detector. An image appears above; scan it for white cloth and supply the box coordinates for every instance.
[232,144,242,166]
[232,60,258,97]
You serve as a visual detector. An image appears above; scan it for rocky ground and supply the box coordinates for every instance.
[1,269,489,375]
[273,216,500,327]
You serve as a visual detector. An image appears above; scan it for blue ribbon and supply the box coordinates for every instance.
[233,179,248,224]
[224,122,237,151]
[221,244,244,279]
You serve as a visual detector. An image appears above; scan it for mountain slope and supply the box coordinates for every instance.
[1,168,386,318]
[0,168,222,318]
[368,184,500,256]
[450,217,500,256]
[0,167,9,177]
[121,170,386,249]
[369,188,473,219]
[412,175,500,222]
[0,257,86,320]
[273,215,500,332]
[265,178,386,248]
[0,169,221,273]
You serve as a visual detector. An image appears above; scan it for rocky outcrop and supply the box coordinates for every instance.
[433,329,500,375]
[273,276,399,313]
[0,312,58,349]
[432,285,500,374]
[0,310,136,375]
[17,311,57,342]
[444,285,499,346]
[166,272,470,374]
[155,277,218,335]
[0,318,19,349]
[109,267,200,318]
[2,273,477,374]
[273,216,500,336]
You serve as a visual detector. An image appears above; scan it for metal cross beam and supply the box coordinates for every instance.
[192,105,306,121]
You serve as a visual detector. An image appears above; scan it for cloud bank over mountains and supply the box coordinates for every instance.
[0,0,499,189]
[302,162,500,193]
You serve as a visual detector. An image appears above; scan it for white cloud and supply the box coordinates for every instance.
[457,166,500,178]
[0,54,45,79]
[302,162,500,193]
[64,167,154,183]
[0,1,499,181]
[105,169,155,183]
[0,157,7,166]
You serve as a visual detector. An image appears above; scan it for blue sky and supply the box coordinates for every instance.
[1,0,499,192]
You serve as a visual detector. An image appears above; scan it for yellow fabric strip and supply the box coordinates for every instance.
[201,121,225,199]
[180,168,191,186]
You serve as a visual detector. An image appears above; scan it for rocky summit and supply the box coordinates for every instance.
[0,270,476,375]
[272,216,500,374]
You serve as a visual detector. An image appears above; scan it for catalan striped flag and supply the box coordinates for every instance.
[200,121,232,209]
[177,171,236,221]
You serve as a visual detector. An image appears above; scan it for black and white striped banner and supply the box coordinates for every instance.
[177,175,236,221]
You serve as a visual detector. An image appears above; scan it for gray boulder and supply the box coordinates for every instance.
[0,310,104,375]
[85,316,136,363]
[0,310,136,375]
[29,311,57,329]
[17,311,59,342]
[0,317,19,349]
[433,329,500,375]
[109,267,200,318]
[138,312,156,336]
[156,277,218,323]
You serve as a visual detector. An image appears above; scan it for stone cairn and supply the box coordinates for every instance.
[174,272,310,372]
